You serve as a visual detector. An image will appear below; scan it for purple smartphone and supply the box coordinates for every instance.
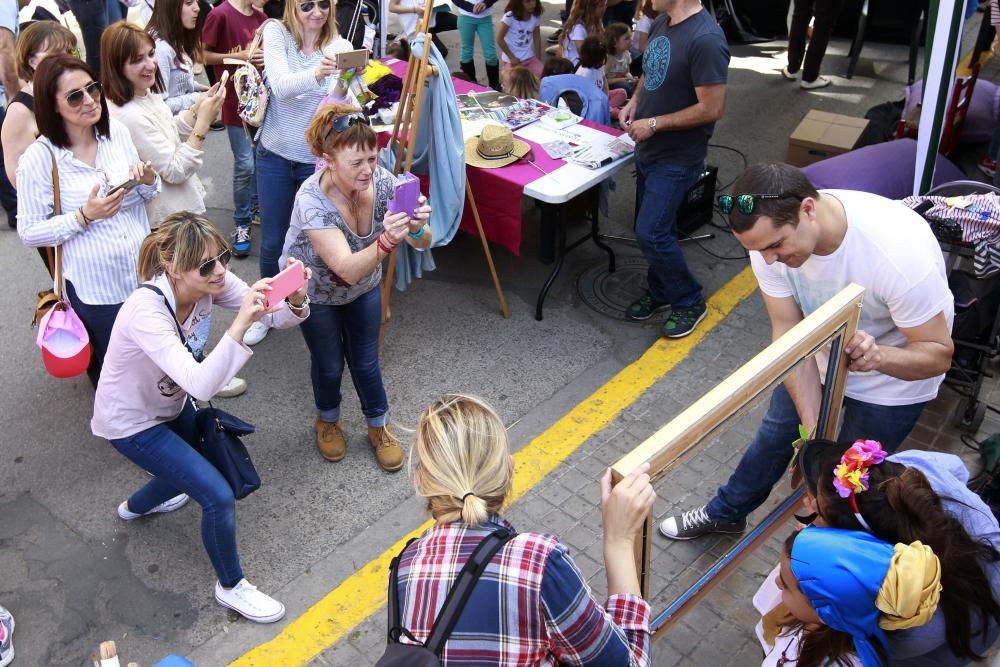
[388,172,421,219]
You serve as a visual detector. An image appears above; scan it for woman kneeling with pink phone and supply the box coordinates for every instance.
[92,212,310,624]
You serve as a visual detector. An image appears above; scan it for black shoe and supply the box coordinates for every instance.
[626,290,670,321]
[209,120,225,131]
[661,300,707,338]
[659,505,747,540]
[547,28,562,45]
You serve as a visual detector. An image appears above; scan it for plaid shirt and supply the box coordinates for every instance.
[394,515,652,666]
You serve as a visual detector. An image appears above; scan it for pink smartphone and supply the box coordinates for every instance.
[263,261,306,311]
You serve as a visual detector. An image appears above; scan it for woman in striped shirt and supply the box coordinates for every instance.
[391,394,654,666]
[247,0,353,346]
[17,55,161,387]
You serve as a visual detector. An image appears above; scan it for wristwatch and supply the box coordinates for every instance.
[647,117,658,132]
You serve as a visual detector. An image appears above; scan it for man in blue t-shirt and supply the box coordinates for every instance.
[619,0,729,338]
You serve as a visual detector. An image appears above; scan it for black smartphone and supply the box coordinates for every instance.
[107,179,138,196]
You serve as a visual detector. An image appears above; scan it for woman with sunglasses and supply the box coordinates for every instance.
[248,0,354,347]
[281,104,430,471]
[16,54,160,387]
[92,212,310,623]
[2,21,79,189]
[102,22,224,227]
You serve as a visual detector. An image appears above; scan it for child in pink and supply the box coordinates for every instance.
[497,0,543,87]
[575,36,627,119]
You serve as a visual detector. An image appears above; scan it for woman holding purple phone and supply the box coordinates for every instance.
[280,103,431,473]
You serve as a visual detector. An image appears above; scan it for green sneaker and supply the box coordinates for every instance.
[626,291,670,321]
[662,301,707,338]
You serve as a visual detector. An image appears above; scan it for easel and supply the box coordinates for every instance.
[381,0,510,327]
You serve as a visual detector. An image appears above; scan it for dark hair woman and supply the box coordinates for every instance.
[16,55,160,387]
[802,438,1000,664]
[146,0,212,114]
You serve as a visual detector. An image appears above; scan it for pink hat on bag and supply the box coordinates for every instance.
[36,302,91,378]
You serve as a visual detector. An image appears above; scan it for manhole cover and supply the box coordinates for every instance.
[577,255,668,322]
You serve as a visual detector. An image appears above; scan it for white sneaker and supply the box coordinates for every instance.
[800,75,832,90]
[781,65,799,81]
[214,579,285,623]
[214,377,248,399]
[243,321,269,347]
[118,494,190,521]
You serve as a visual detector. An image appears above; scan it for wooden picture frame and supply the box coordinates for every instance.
[611,283,865,636]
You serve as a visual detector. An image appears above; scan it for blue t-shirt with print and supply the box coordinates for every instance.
[635,9,729,167]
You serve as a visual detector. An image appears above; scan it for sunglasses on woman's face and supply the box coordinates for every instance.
[718,192,798,216]
[298,0,331,11]
[198,249,232,277]
[64,80,102,108]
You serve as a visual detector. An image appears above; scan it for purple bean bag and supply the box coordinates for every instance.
[801,139,966,199]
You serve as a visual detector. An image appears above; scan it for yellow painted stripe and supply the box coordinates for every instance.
[230,266,759,667]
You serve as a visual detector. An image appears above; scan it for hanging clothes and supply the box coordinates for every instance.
[379,35,467,291]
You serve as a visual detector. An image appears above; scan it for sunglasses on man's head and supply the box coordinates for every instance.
[298,0,331,11]
[65,80,102,108]
[198,249,232,277]
[718,192,799,216]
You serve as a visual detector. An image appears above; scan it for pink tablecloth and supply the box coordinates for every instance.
[384,59,620,256]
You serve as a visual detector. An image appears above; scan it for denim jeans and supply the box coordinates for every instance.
[227,126,258,228]
[706,384,928,523]
[109,400,243,587]
[105,0,127,22]
[68,0,109,73]
[255,144,314,278]
[457,14,498,65]
[634,160,704,308]
[66,280,123,388]
[298,287,389,427]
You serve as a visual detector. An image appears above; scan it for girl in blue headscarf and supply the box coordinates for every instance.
[754,526,942,667]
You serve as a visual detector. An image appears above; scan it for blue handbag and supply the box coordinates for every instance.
[141,285,261,499]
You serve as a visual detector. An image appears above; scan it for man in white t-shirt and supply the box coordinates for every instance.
[661,162,955,540]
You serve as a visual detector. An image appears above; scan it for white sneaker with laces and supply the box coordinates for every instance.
[118,494,190,521]
[243,321,269,347]
[781,65,799,81]
[214,376,248,399]
[800,75,832,90]
[215,579,286,623]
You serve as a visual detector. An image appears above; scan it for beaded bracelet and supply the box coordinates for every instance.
[408,226,426,240]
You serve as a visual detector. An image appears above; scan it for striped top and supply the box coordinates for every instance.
[16,119,161,305]
[259,20,353,164]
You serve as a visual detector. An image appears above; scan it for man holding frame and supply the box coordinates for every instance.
[661,162,955,540]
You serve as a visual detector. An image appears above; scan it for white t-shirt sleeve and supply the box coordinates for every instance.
[569,23,587,41]
[883,267,953,330]
[750,251,794,298]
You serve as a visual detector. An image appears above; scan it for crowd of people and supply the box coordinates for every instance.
[1,0,999,665]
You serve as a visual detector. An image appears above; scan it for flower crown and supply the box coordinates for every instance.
[832,439,887,531]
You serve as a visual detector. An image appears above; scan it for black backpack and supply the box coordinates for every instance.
[375,528,517,667]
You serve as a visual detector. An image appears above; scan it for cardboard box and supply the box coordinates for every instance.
[787,110,869,167]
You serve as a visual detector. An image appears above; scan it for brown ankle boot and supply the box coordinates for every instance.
[367,425,403,472]
[316,418,346,462]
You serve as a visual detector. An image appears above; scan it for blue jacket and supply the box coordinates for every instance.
[380,36,466,290]
[538,74,610,126]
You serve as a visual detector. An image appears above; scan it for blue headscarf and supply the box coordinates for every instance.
[790,527,893,667]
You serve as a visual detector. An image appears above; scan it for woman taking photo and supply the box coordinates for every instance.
[391,393,653,664]
[17,55,160,387]
[146,0,212,115]
[102,21,223,226]
[280,104,430,472]
[2,21,79,188]
[92,212,310,623]
[249,0,354,346]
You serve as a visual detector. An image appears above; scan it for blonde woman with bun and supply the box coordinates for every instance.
[387,393,654,665]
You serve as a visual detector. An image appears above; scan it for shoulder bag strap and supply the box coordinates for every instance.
[385,537,418,642]
[39,143,62,295]
[140,284,187,346]
[423,528,518,655]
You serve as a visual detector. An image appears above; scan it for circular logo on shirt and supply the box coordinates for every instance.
[643,35,671,91]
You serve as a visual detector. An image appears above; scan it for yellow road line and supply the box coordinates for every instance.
[231,266,759,667]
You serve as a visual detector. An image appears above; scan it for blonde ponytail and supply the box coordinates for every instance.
[411,394,512,527]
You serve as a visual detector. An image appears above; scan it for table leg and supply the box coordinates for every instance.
[535,203,567,321]
[589,186,616,273]
[539,214,556,265]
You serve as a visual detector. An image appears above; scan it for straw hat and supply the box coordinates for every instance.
[465,123,530,168]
